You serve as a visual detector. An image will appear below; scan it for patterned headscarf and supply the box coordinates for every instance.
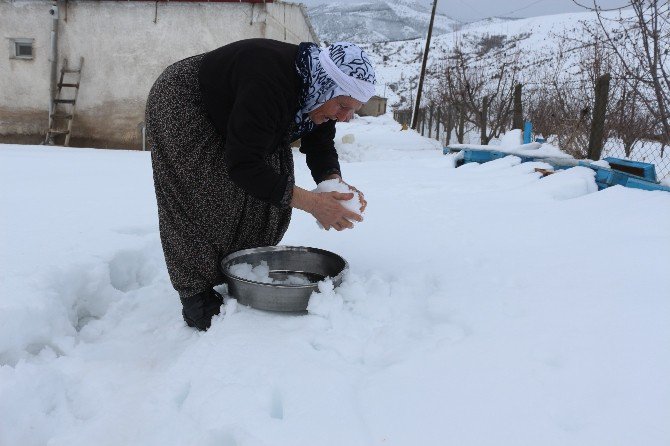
[293,42,376,139]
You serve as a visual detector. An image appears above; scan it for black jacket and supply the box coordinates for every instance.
[198,38,340,206]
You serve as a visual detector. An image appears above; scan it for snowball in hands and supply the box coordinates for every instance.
[311,178,365,229]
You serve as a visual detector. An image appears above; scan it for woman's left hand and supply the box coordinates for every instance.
[323,174,367,213]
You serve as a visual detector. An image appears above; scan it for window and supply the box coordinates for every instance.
[9,38,34,60]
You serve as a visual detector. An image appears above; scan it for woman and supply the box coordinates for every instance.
[146,38,376,331]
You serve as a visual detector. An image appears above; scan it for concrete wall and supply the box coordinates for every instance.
[0,0,317,149]
[264,2,318,45]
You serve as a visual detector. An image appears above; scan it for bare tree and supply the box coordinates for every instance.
[436,42,520,144]
[576,0,670,144]
[609,75,656,156]
[524,37,608,157]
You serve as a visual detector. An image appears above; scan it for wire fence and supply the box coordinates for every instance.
[602,141,669,181]
[393,106,454,147]
[393,105,670,181]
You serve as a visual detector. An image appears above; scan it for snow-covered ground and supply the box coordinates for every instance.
[1,115,669,445]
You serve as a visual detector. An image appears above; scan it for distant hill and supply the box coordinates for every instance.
[358,10,628,109]
[307,0,459,44]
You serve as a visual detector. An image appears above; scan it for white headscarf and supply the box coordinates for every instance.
[294,42,377,136]
[318,44,376,103]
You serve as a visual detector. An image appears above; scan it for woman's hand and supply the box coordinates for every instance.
[291,187,362,231]
[322,174,368,213]
[343,182,367,213]
[312,191,363,230]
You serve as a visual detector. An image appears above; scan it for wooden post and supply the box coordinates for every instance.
[428,103,434,139]
[512,83,523,130]
[445,106,453,145]
[419,109,423,135]
[457,106,465,143]
[421,109,426,135]
[588,73,611,160]
[411,0,439,129]
[523,121,533,144]
[480,96,489,145]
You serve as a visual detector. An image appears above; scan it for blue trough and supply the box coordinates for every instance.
[444,146,670,193]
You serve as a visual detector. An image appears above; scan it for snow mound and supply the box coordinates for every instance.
[323,115,443,163]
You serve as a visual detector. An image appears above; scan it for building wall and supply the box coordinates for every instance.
[0,0,317,149]
[264,2,317,45]
[358,96,387,117]
[1,1,51,142]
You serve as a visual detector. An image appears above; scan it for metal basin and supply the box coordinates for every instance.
[219,246,348,312]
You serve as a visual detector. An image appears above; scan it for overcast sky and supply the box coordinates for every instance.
[303,0,633,24]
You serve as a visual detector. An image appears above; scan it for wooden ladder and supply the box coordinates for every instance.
[45,57,84,146]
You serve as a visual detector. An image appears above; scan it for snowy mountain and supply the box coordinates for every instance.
[308,0,460,44]
[361,9,630,109]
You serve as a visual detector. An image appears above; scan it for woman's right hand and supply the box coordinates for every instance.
[291,187,362,231]
[311,191,363,231]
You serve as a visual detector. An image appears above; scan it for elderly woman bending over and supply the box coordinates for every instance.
[146,38,376,330]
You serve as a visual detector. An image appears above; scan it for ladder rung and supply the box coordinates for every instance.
[52,113,73,119]
[58,83,79,88]
[62,69,81,74]
[53,99,76,104]
[48,130,70,135]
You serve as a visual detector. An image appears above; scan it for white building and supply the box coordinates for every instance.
[1,0,318,149]
[358,95,387,117]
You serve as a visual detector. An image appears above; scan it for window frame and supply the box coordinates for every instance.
[9,38,34,60]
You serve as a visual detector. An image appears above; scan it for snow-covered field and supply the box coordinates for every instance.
[1,115,669,445]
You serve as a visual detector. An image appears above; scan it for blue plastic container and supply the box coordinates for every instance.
[442,147,669,193]
[603,157,657,182]
[591,164,670,191]
[463,150,508,163]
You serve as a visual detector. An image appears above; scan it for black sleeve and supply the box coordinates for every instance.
[299,120,341,184]
[224,79,294,207]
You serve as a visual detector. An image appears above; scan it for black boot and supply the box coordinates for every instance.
[180,289,224,331]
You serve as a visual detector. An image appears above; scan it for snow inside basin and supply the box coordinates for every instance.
[220,246,348,312]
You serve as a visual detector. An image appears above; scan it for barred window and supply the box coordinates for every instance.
[10,38,34,60]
